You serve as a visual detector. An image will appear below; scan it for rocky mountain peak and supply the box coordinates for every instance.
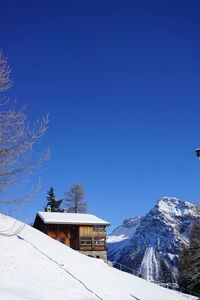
[107,197,200,284]
[150,197,197,219]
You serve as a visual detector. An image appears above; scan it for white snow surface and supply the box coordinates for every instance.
[0,214,196,300]
[37,211,110,225]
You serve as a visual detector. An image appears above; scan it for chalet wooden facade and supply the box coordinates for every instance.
[33,212,110,259]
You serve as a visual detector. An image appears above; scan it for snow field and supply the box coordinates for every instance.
[0,215,197,300]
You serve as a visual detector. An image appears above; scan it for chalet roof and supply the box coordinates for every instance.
[37,212,110,226]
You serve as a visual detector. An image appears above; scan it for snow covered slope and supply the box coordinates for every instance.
[107,197,199,285]
[0,214,196,300]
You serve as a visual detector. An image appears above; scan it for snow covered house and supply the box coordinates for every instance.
[33,211,110,260]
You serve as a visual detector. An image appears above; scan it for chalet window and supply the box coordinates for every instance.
[93,225,105,232]
[93,238,106,246]
[80,238,92,245]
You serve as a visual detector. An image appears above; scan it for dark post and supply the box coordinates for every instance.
[195,148,200,159]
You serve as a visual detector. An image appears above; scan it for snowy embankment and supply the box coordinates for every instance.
[0,215,196,300]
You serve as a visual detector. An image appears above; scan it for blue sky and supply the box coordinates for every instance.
[1,0,200,231]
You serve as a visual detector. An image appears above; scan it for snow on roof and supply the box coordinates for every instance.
[37,212,110,226]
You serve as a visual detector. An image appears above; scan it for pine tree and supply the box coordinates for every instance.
[64,183,87,213]
[178,218,200,294]
[44,187,62,212]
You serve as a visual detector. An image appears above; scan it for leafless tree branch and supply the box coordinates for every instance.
[0,50,50,215]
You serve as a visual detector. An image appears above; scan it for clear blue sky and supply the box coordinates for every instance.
[1,0,200,231]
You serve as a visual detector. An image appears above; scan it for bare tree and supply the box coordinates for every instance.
[64,183,87,213]
[0,49,13,92]
[0,50,49,213]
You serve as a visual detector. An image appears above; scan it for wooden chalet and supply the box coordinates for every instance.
[33,211,110,260]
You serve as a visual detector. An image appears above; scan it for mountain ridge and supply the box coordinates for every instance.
[107,197,199,283]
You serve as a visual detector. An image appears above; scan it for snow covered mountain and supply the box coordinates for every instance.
[0,213,196,300]
[107,197,199,284]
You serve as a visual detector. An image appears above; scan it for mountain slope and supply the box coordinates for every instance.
[108,216,143,262]
[107,197,199,284]
[0,213,196,300]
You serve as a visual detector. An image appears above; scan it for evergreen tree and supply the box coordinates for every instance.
[178,218,200,294]
[44,187,62,212]
[64,183,87,213]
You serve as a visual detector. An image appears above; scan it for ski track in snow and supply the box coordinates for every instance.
[17,235,103,300]
[129,295,140,300]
